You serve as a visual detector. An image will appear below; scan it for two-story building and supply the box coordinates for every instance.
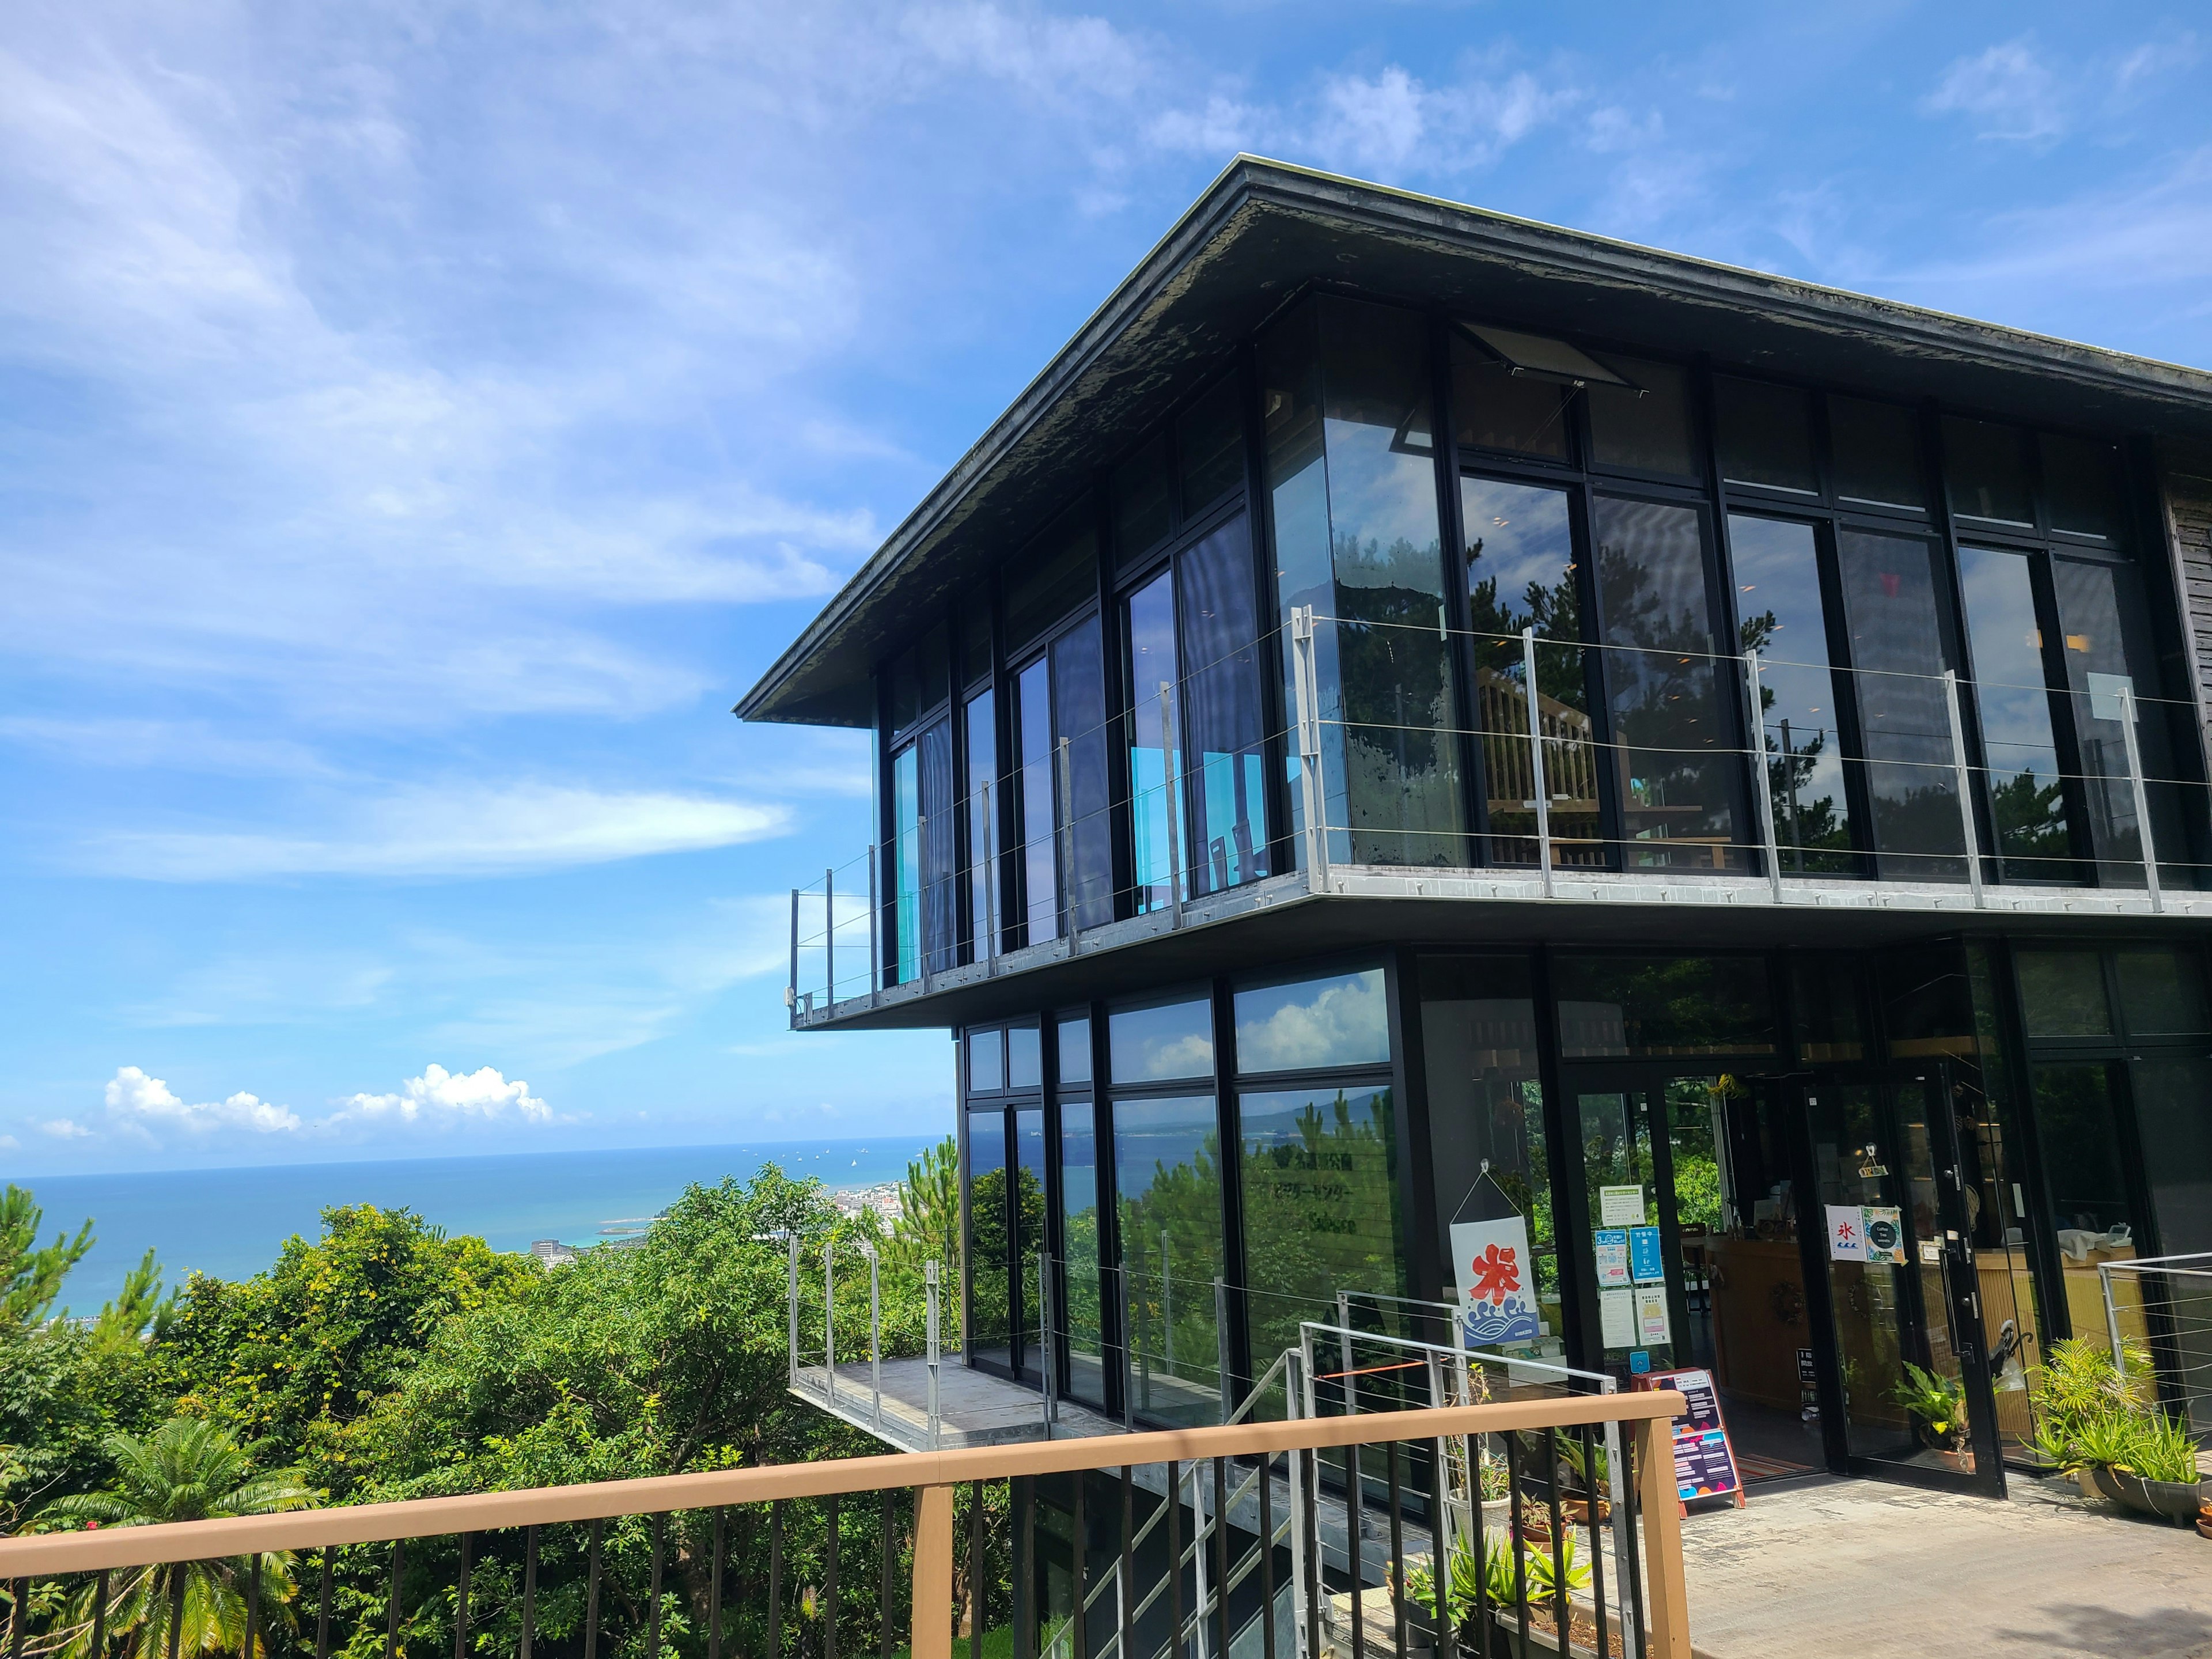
[739,158,2212,1501]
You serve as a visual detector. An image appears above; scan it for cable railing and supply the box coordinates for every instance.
[2101,1252,2212,1439]
[788,607,2212,1020]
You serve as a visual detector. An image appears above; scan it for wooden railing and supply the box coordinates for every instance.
[0,1393,1691,1659]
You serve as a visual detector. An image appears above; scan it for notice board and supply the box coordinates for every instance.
[1630,1366,1745,1513]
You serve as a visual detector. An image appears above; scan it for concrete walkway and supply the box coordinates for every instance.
[1681,1474,2212,1658]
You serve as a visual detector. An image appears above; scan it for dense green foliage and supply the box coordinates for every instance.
[0,1148,978,1659]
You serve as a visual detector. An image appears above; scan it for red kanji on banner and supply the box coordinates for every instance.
[1468,1243,1521,1305]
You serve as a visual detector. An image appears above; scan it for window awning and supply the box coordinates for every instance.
[1458,321,1635,389]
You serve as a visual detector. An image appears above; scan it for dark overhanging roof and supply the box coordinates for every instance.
[736,155,2212,730]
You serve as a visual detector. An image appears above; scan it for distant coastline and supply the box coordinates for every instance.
[27,1137,939,1309]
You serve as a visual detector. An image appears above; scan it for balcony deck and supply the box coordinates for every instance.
[792,1356,1124,1450]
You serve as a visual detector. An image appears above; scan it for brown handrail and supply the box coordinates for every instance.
[0,1392,1692,1659]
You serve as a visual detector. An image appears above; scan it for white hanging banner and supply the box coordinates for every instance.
[1450,1215,1543,1346]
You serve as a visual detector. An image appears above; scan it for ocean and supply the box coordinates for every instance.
[25,1138,938,1312]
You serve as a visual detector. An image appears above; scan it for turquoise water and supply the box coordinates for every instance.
[25,1138,937,1312]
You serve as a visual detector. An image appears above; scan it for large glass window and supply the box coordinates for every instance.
[1449,328,1573,461]
[1014,616,1112,944]
[1418,955,1562,1359]
[964,690,1000,957]
[1233,968,1390,1073]
[1109,995,1214,1084]
[1114,435,1173,570]
[2041,434,2124,543]
[1007,1024,1042,1089]
[966,1027,1005,1094]
[1126,569,1183,914]
[893,744,919,984]
[1015,1107,1048,1383]
[1015,658,1056,946]
[1958,546,2073,882]
[2053,558,2193,888]
[1945,418,2036,528]
[1592,495,1744,869]
[1828,396,1927,514]
[1177,376,1247,518]
[1179,517,1271,895]
[1322,298,1468,867]
[967,1107,1012,1368]
[1461,477,1596,866]
[1554,955,1777,1058]
[1060,1101,1106,1407]
[1007,513,1100,657]
[1240,1080,1406,1380]
[1835,529,1965,879]
[1113,1094,1226,1425]
[1731,514,1859,872]
[889,719,956,983]
[1260,301,1333,865]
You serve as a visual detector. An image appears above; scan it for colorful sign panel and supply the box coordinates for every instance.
[1632,1366,1744,1506]
[1628,1224,1666,1283]
[1827,1203,1908,1263]
[1450,1215,1541,1346]
[1593,1228,1630,1287]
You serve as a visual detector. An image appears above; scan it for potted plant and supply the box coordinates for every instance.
[2028,1337,2211,1524]
[1404,1529,1596,1658]
[1556,1437,1612,1525]
[1891,1361,1970,1467]
[2089,1410,2207,1524]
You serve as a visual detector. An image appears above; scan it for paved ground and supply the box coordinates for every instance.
[1681,1474,2212,1659]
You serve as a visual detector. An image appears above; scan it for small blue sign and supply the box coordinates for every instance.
[1629,1225,1666,1284]
[1629,1349,1652,1375]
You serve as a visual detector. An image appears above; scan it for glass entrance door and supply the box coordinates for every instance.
[1804,1069,2004,1494]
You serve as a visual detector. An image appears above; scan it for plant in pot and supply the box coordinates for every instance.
[2027,1337,2209,1522]
[1891,1362,1970,1466]
[1556,1437,1612,1525]
[2091,1410,2207,1524]
[1406,1530,1594,1658]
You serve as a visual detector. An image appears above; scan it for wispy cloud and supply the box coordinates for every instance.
[81,783,790,881]
[1922,37,2064,143]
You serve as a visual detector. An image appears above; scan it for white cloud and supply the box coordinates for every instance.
[0,717,343,780]
[1922,39,2063,142]
[82,783,790,881]
[41,1119,92,1139]
[1234,973,1387,1074]
[901,4,1148,104]
[338,1063,549,1124]
[103,1066,302,1133]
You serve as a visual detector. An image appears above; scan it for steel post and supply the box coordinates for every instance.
[824,867,836,1007]
[1941,669,1987,906]
[1743,651,1784,901]
[2118,684,2165,911]
[925,1258,942,1450]
[1522,627,1554,896]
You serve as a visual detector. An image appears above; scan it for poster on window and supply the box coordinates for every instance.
[1450,1215,1542,1346]
[1861,1206,1907,1264]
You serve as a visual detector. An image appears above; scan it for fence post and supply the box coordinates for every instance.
[911,1484,956,1659]
[1291,607,1329,895]
[1522,627,1553,897]
[980,777,998,966]
[1215,1277,1232,1421]
[869,1243,883,1431]
[2117,684,2165,912]
[868,842,882,1009]
[1941,670,1986,906]
[1742,651,1784,902]
[2101,1262,2126,1374]
[1059,738,1081,952]
[788,1233,801,1389]
[1039,1247,1055,1438]
[926,1258,942,1450]
[825,867,837,1008]
[825,1237,837,1410]
[1634,1414,1691,1659]
[787,888,801,1027]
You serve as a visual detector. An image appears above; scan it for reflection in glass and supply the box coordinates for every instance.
[1109,997,1215,1084]
[1944,418,2035,527]
[1828,396,1927,513]
[1060,1103,1106,1407]
[893,744,920,984]
[1575,1088,1675,1371]
[967,1027,1004,1094]
[960,592,993,688]
[1058,1013,1094,1084]
[1418,955,1562,1358]
[965,691,999,958]
[1715,378,1818,494]
[1054,619,1114,930]
[1462,477,1596,865]
[2029,1062,2146,1360]
[1233,968,1389,1073]
[1114,435,1173,568]
[1836,530,1965,879]
[1178,516,1271,895]
[1790,956,1869,1062]
[2015,950,2111,1036]
[2040,434,2122,542]
[2114,949,2210,1037]
[1321,298,1467,866]
[1554,955,1777,1057]
[1006,512,1099,656]
[967,1108,1011,1368]
[1593,497,1744,869]
[1015,1108,1047,1382]
[1449,330,1572,460]
[1015,658,1056,945]
[1586,357,1697,476]
[1126,569,1184,913]
[1177,375,1247,518]
[918,719,956,974]
[1008,1025,1042,1090]
[1114,1094,1226,1425]
[2053,558,2193,888]
[1241,1082,1406,1381]
[1730,515,1859,873]
[1260,301,1333,869]
[1958,546,2074,881]
[2131,1055,2212,1429]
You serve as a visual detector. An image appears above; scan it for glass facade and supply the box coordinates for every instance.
[1113,1093,1226,1426]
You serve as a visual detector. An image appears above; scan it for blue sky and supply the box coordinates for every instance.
[3,2,2208,1174]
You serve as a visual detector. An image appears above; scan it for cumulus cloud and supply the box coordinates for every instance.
[41,1119,92,1139]
[82,783,790,882]
[1922,39,2063,142]
[338,1063,550,1124]
[104,1066,302,1133]
[1234,972,1387,1074]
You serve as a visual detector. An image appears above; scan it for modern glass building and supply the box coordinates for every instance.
[740,158,2212,1499]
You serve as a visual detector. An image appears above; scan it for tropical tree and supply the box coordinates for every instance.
[41,1418,312,1659]
[1,1186,95,1334]
[889,1137,960,1273]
